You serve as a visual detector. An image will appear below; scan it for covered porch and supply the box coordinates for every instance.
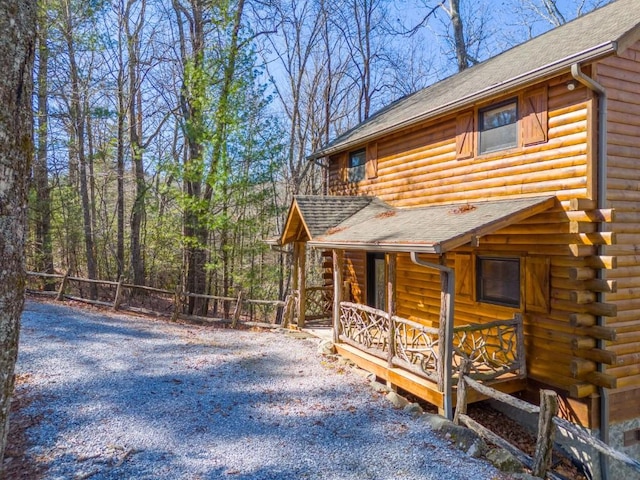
[277,195,556,418]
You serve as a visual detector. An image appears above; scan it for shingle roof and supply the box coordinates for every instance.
[281,195,556,253]
[310,0,640,159]
[293,196,379,237]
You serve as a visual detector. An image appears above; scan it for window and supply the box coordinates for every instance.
[347,149,366,183]
[479,100,518,154]
[476,256,520,308]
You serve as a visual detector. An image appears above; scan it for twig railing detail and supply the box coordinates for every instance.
[305,286,332,320]
[338,302,525,386]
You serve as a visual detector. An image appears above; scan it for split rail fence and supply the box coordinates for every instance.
[26,271,286,326]
[454,359,640,479]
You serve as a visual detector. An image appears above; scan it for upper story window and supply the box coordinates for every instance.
[479,100,518,154]
[476,256,520,308]
[347,148,366,183]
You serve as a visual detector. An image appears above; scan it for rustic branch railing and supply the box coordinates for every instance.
[452,317,526,381]
[455,360,640,479]
[338,302,525,388]
[339,302,390,358]
[392,316,440,383]
[305,286,332,320]
[26,271,285,325]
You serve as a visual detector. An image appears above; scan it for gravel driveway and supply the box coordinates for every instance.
[10,300,504,479]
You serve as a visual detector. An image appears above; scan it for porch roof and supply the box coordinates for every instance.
[280,195,556,254]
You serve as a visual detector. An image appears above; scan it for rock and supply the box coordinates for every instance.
[510,474,543,480]
[336,358,355,367]
[285,331,314,339]
[317,339,336,355]
[420,413,451,431]
[386,391,410,409]
[443,425,487,458]
[403,402,424,418]
[486,448,524,473]
[370,381,390,394]
[419,414,487,458]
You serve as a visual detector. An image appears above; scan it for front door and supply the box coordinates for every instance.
[367,252,385,310]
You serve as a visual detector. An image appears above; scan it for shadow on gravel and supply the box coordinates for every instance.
[10,301,496,480]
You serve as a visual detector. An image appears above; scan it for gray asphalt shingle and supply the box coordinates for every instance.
[310,0,640,159]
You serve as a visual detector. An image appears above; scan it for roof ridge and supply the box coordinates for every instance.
[311,0,639,159]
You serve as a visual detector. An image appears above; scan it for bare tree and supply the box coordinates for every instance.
[508,0,613,41]
[125,0,147,287]
[60,0,98,297]
[0,0,35,464]
[33,0,55,286]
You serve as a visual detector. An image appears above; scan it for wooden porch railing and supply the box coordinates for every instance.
[305,286,332,320]
[338,301,526,389]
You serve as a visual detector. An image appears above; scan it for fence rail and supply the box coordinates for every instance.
[26,271,285,325]
[455,360,640,479]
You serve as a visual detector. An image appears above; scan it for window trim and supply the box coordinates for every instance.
[476,255,521,308]
[478,98,519,155]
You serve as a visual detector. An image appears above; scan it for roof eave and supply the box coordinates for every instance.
[308,41,617,161]
[307,241,441,254]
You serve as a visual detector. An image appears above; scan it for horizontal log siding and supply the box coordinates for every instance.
[329,74,591,207]
[323,73,640,424]
[597,41,640,422]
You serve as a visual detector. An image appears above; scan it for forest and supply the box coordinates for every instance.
[28,0,613,314]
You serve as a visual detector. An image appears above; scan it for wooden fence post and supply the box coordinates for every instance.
[231,290,244,328]
[171,284,182,322]
[113,276,124,311]
[454,358,471,425]
[532,389,559,478]
[56,269,70,301]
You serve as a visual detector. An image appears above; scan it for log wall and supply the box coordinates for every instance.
[325,69,626,427]
[596,40,640,424]
[329,73,592,205]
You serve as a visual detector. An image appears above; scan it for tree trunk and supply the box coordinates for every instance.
[127,0,146,288]
[116,55,125,279]
[448,0,469,71]
[64,2,97,298]
[35,5,54,287]
[174,0,209,316]
[0,0,35,465]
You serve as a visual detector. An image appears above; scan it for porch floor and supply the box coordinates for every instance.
[336,343,527,411]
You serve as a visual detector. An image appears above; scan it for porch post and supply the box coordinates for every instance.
[409,252,455,421]
[332,249,344,344]
[438,261,455,420]
[386,253,397,368]
[295,241,306,328]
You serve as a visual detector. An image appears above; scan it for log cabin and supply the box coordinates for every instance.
[276,0,640,476]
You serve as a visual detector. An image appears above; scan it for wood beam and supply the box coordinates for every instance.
[332,250,344,344]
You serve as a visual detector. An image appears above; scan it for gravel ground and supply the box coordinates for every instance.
[9,300,507,480]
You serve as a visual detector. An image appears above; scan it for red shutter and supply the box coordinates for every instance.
[456,111,474,159]
[522,87,548,146]
[366,142,378,179]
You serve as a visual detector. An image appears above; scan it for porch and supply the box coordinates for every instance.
[277,195,557,418]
